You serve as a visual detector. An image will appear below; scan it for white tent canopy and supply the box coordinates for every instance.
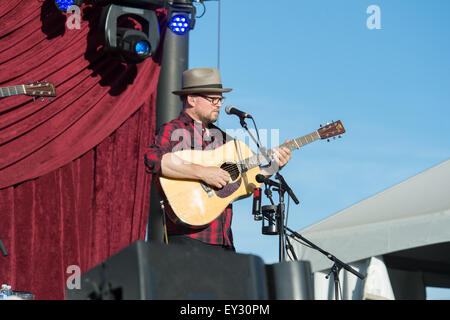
[291,159,450,299]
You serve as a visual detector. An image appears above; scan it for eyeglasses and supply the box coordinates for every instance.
[197,95,226,105]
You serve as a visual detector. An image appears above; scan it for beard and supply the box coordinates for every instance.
[201,110,219,124]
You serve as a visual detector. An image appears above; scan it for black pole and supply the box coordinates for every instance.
[0,237,7,257]
[146,7,190,243]
[277,191,286,262]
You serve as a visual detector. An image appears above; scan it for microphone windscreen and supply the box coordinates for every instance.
[225,105,233,114]
[255,174,265,183]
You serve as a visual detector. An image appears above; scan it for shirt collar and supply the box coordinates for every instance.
[178,109,194,125]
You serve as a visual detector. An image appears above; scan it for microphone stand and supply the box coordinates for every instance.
[237,116,300,263]
[238,116,285,260]
[275,172,299,205]
[276,184,286,262]
[272,170,300,262]
[284,225,366,300]
[237,117,271,164]
[259,178,289,262]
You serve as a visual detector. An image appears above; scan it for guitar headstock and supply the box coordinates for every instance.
[24,81,56,98]
[317,120,346,140]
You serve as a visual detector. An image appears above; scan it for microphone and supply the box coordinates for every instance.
[252,188,262,221]
[225,105,252,119]
[256,174,281,188]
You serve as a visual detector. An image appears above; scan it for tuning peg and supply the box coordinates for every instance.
[333,136,336,140]
[49,98,52,102]
[33,97,36,101]
[338,135,342,138]
[327,139,330,142]
[320,124,323,127]
[40,97,44,101]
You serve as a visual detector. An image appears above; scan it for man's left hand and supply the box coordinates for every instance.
[272,139,292,170]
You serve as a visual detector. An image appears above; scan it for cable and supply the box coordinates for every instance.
[286,247,294,261]
[194,1,206,18]
[250,117,262,151]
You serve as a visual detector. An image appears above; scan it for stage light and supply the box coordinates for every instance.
[55,0,73,10]
[116,28,154,62]
[55,0,83,11]
[100,4,160,63]
[135,40,151,56]
[168,14,190,35]
[167,2,196,35]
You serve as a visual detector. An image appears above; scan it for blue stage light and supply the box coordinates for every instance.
[135,41,151,56]
[169,14,190,35]
[55,0,75,11]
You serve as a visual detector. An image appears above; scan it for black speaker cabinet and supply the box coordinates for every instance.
[66,240,268,300]
[265,260,314,300]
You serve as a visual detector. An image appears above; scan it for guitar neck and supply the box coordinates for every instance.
[0,85,26,98]
[240,131,321,171]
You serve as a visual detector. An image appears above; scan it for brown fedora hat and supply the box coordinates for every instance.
[172,67,232,95]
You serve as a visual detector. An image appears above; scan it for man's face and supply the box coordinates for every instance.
[186,93,225,125]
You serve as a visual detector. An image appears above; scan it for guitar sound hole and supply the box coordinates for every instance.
[220,163,240,181]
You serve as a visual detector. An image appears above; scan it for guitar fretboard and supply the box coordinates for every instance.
[239,131,321,171]
[0,85,26,98]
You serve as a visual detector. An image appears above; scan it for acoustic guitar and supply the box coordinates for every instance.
[0,81,56,99]
[160,120,346,227]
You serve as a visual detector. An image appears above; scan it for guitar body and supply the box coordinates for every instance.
[159,140,262,227]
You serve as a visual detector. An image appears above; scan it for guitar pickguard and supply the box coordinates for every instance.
[214,178,242,198]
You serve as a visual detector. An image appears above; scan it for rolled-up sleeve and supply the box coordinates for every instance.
[144,122,177,175]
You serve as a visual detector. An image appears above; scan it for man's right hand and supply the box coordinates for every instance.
[199,166,231,189]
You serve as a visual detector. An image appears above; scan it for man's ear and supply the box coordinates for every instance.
[188,95,196,104]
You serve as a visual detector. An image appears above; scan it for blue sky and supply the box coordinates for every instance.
[187,0,450,299]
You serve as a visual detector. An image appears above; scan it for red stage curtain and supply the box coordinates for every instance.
[0,0,163,299]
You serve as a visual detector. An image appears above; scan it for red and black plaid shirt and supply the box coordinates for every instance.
[144,110,234,248]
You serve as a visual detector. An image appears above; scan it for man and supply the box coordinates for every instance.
[144,68,291,251]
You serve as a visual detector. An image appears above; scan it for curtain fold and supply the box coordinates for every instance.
[0,0,163,299]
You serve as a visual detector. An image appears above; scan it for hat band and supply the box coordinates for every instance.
[182,84,223,90]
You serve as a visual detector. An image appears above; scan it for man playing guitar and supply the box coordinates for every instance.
[144,68,292,252]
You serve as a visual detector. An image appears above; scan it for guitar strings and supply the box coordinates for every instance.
[200,147,292,186]
[204,141,301,175]
[196,147,278,179]
[219,152,273,174]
